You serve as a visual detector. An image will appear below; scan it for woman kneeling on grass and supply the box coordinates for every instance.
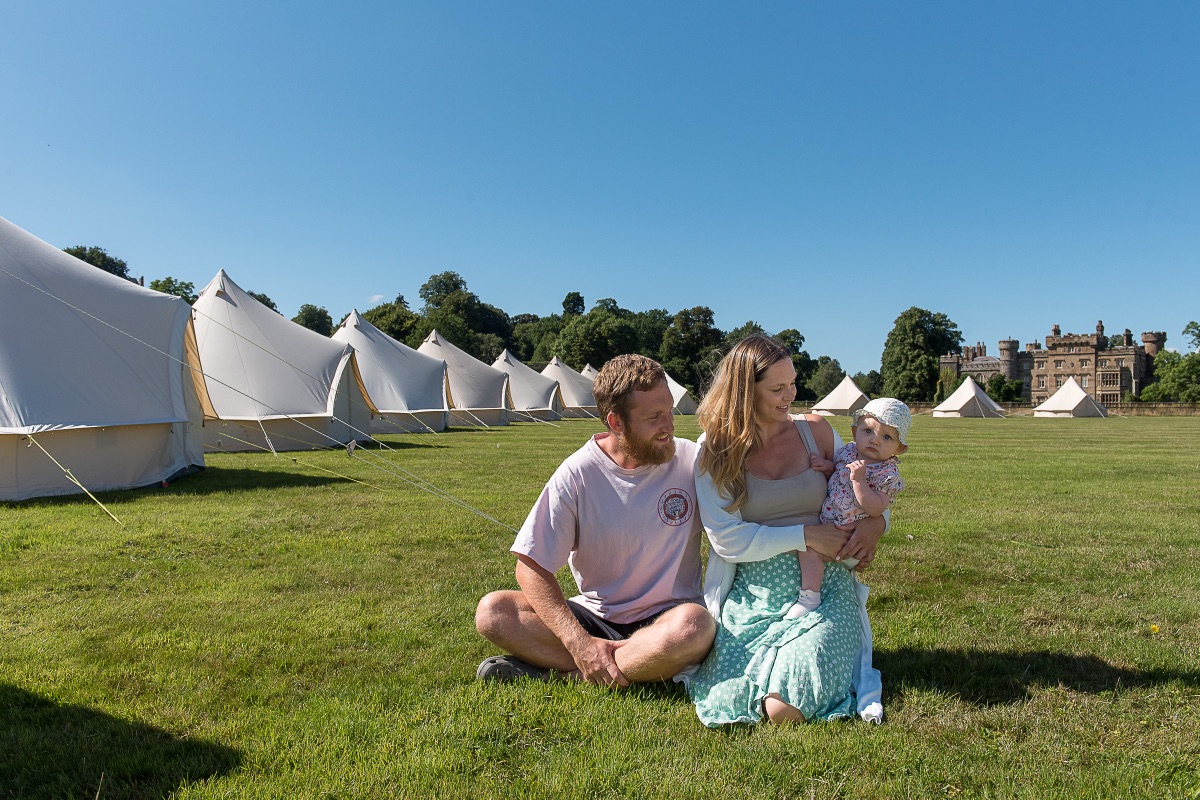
[684,335,886,726]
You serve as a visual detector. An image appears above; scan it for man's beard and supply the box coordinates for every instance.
[619,428,675,466]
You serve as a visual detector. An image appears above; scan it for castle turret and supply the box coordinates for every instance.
[998,339,1019,380]
[1142,331,1167,357]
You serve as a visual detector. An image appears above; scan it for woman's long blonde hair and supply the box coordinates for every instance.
[697,334,793,512]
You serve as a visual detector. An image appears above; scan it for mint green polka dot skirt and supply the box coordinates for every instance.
[689,554,860,726]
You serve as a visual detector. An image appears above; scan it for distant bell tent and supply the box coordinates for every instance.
[1033,377,1109,418]
[932,376,1006,418]
[417,330,512,427]
[811,375,870,416]
[193,270,377,452]
[491,349,564,422]
[541,357,599,418]
[0,216,210,501]
[581,363,600,380]
[332,311,451,434]
[664,373,698,415]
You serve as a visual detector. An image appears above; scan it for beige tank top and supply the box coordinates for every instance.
[740,418,826,527]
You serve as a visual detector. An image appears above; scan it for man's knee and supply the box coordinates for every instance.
[651,603,716,658]
[475,590,517,642]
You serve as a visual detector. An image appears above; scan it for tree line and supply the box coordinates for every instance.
[63,245,1198,403]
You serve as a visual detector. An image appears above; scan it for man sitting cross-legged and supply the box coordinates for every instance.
[475,354,715,686]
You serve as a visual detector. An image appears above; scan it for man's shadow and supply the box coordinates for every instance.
[875,647,1199,707]
[0,684,241,799]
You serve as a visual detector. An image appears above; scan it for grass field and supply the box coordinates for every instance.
[2,415,1198,799]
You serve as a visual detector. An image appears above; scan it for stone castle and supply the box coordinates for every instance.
[939,321,1166,405]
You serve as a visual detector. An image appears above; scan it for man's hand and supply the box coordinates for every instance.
[836,514,886,571]
[570,637,630,687]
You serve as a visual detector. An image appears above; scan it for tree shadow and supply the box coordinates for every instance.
[0,684,241,799]
[876,647,1200,707]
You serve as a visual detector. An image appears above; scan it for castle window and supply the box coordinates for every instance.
[1037,361,1045,370]
[1068,346,1076,353]
[1037,376,1045,389]
[1055,376,1063,388]
[1081,375,1089,388]
[1080,359,1089,368]
[1116,359,1125,367]
[1099,359,1108,367]
[1054,360,1064,369]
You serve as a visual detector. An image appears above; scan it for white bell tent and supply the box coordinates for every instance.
[812,375,869,416]
[193,270,376,451]
[332,311,450,433]
[1033,377,1109,418]
[492,350,564,421]
[541,358,598,418]
[0,216,210,500]
[581,364,599,380]
[932,376,1005,418]
[417,330,511,426]
[665,372,699,415]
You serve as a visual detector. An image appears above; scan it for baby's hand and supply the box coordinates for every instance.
[847,460,868,482]
[810,455,834,477]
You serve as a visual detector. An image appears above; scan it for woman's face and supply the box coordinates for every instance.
[753,357,797,425]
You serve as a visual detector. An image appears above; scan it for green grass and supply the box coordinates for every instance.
[2,416,1198,799]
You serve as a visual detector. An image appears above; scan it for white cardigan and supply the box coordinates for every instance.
[693,427,884,723]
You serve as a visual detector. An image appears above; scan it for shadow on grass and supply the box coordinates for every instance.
[0,684,241,799]
[876,647,1200,706]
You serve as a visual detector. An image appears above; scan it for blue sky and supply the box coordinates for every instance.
[3,1,1198,374]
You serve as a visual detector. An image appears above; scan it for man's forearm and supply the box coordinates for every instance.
[515,558,590,658]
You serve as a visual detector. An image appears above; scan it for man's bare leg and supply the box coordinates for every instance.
[476,591,715,683]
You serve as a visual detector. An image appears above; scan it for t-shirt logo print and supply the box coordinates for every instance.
[658,488,693,526]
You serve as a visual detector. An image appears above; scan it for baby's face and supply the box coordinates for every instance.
[852,416,907,462]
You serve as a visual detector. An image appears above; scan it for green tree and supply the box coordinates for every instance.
[363,295,419,342]
[63,245,133,281]
[562,292,585,317]
[293,304,334,336]
[553,307,638,370]
[985,372,1024,403]
[659,306,724,395]
[852,370,883,397]
[148,277,197,305]
[418,271,469,311]
[632,308,672,359]
[881,307,963,402]
[1139,350,1200,402]
[1184,321,1200,351]
[775,328,817,401]
[248,291,279,312]
[806,356,845,399]
[723,321,768,350]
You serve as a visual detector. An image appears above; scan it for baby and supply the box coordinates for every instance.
[787,397,910,619]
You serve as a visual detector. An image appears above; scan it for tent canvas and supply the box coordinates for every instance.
[0,216,208,501]
[1033,377,1108,418]
[665,373,698,415]
[193,270,376,451]
[812,375,869,416]
[492,350,564,421]
[541,358,598,418]
[417,330,511,426]
[332,311,450,433]
[581,364,599,380]
[932,376,1005,418]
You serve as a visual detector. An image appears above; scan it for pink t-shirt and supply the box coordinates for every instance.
[511,434,703,624]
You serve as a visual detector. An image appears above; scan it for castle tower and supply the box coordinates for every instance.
[1142,331,1167,357]
[998,339,1019,380]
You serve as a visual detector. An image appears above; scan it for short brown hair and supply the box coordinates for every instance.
[593,354,667,428]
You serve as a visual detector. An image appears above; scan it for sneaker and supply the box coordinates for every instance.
[476,655,554,682]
